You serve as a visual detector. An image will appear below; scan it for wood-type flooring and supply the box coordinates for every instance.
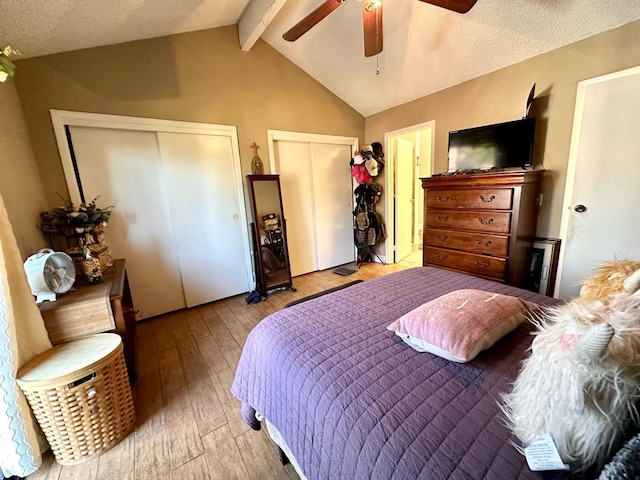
[27,262,410,480]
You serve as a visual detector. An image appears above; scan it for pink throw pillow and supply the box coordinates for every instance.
[387,289,530,363]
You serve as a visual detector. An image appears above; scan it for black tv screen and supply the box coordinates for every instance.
[447,118,535,172]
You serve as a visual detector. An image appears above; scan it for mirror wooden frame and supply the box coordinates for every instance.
[246,174,295,298]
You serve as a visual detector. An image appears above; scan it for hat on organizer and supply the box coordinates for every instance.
[352,164,372,184]
[371,141,384,158]
[360,144,374,158]
[365,157,379,177]
[352,152,365,165]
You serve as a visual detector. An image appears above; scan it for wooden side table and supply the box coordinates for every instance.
[39,259,137,381]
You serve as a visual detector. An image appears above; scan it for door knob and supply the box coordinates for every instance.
[574,204,587,213]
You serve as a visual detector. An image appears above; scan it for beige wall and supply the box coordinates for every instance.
[0,81,48,258]
[14,25,364,207]
[366,20,640,240]
[11,21,640,259]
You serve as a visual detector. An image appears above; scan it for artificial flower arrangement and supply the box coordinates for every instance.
[0,46,18,83]
[39,197,113,242]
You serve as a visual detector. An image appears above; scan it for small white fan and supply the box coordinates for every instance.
[24,249,76,303]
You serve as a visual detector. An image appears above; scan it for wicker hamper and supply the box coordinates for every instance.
[17,333,135,465]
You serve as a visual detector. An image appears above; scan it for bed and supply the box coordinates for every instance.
[231,267,583,479]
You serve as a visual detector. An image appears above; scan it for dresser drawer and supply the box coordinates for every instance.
[425,210,511,234]
[425,228,509,256]
[426,189,512,210]
[424,247,506,280]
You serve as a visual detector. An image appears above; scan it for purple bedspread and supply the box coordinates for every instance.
[231,267,570,479]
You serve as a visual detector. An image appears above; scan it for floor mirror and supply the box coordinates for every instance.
[246,174,295,298]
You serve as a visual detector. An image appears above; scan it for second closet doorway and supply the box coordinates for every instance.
[268,131,357,277]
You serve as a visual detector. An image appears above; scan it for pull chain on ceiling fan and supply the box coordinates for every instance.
[282,0,477,58]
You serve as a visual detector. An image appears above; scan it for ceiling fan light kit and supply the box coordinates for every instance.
[282,0,477,58]
[363,0,382,12]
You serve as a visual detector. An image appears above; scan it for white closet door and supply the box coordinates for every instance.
[68,126,185,318]
[157,132,250,306]
[273,141,317,276]
[557,67,640,299]
[311,143,354,270]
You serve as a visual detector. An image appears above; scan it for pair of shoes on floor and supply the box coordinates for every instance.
[245,290,262,304]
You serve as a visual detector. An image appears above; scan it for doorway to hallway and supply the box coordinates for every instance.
[384,121,435,265]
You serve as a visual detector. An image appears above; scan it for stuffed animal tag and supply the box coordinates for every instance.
[524,433,570,471]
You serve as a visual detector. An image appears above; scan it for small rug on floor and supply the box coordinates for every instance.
[333,266,357,276]
[284,280,363,308]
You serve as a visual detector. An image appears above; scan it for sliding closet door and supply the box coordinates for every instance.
[311,143,354,270]
[272,137,355,276]
[157,132,250,306]
[68,126,185,318]
[67,123,252,319]
[273,141,317,277]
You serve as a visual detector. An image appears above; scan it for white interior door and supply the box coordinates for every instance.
[311,143,354,270]
[557,66,640,299]
[395,137,414,262]
[157,132,250,307]
[68,126,185,318]
[273,141,317,277]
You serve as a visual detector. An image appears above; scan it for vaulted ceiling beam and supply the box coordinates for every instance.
[238,0,288,51]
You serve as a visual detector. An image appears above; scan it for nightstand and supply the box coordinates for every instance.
[38,259,137,381]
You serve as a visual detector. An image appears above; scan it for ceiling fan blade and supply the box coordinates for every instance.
[363,2,383,57]
[283,0,346,41]
[418,0,477,14]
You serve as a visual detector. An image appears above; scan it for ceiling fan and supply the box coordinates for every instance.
[283,0,478,57]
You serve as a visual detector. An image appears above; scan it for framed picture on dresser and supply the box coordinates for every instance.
[525,237,561,297]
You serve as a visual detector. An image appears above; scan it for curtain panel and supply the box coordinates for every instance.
[0,193,51,477]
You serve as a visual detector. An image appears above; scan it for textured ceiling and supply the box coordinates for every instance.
[0,0,250,57]
[262,0,640,115]
[2,0,640,116]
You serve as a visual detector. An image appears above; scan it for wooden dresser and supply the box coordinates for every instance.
[421,170,543,287]
[38,259,137,380]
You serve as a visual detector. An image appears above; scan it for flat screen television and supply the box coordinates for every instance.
[447,117,536,172]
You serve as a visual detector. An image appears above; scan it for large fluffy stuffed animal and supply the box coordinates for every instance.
[578,260,640,305]
[502,261,640,471]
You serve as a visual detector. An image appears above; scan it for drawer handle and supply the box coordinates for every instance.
[436,215,449,222]
[475,239,492,247]
[435,253,448,261]
[479,195,496,203]
[478,217,494,225]
[436,195,450,203]
[436,234,449,241]
[474,260,490,269]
